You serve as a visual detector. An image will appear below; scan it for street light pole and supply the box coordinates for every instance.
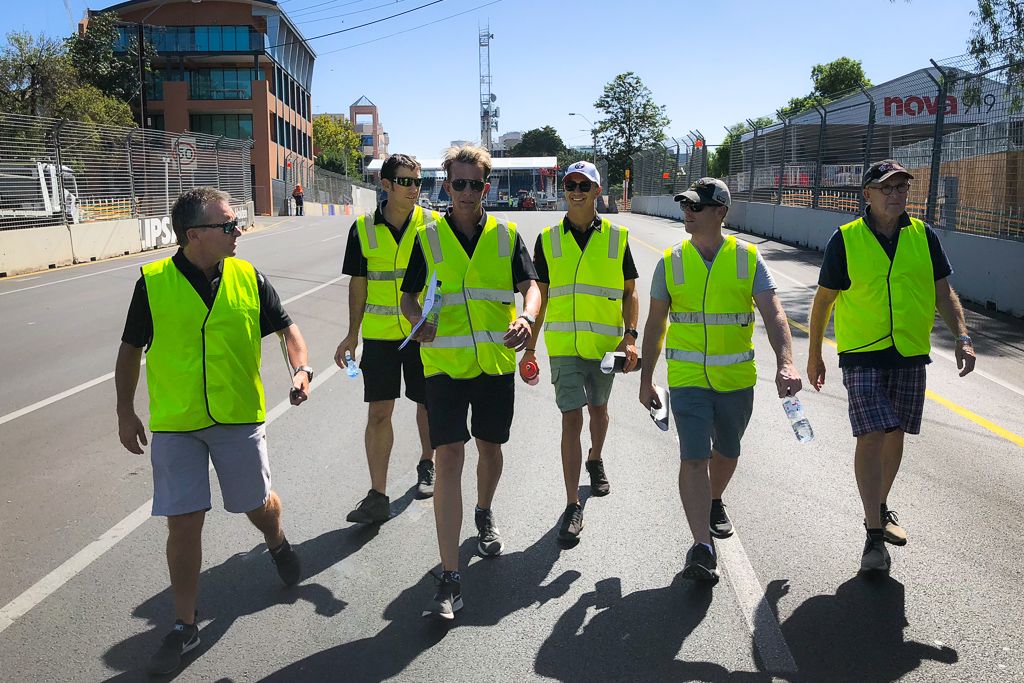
[568,112,597,163]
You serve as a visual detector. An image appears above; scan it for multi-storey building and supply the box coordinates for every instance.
[349,97,388,170]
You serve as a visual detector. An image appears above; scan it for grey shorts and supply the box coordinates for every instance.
[150,423,272,517]
[669,386,755,460]
[549,356,615,413]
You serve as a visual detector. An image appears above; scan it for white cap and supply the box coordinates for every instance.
[563,160,601,186]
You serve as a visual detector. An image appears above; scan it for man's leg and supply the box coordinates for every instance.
[586,403,610,461]
[246,490,285,549]
[366,400,396,494]
[709,451,739,499]
[678,460,713,547]
[476,438,505,510]
[166,510,206,624]
[854,431,886,529]
[434,442,465,570]
[880,429,905,504]
[560,409,585,505]
[416,403,433,462]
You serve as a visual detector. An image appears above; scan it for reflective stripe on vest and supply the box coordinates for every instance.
[541,219,627,359]
[417,215,517,378]
[663,236,757,391]
[834,216,935,356]
[142,256,265,431]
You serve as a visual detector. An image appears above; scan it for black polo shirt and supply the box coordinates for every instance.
[401,209,538,294]
[121,249,292,349]
[818,208,952,369]
[532,215,640,284]
[341,202,417,278]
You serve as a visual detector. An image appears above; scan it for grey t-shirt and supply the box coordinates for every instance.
[650,245,776,301]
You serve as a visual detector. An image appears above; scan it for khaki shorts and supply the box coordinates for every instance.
[549,356,615,413]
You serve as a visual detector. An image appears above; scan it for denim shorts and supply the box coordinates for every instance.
[669,386,755,460]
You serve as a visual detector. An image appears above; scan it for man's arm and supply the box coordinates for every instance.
[639,297,670,409]
[935,278,976,377]
[505,279,541,351]
[806,286,839,391]
[523,282,549,364]
[401,291,435,343]
[115,342,147,454]
[617,278,640,372]
[753,290,803,397]
[334,276,367,368]
[281,323,310,405]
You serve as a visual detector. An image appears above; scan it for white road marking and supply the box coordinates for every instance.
[320,234,346,242]
[0,260,155,297]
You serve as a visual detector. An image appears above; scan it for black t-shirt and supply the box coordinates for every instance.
[532,215,640,284]
[818,209,953,369]
[401,210,538,293]
[121,249,292,349]
[341,202,416,278]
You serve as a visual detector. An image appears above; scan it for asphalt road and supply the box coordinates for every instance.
[0,210,1022,682]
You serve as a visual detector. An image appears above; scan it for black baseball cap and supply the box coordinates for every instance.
[862,159,914,188]
[674,177,731,207]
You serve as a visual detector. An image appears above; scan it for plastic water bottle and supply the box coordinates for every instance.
[782,395,814,443]
[345,351,361,379]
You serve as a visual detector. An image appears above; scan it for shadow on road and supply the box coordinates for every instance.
[759,576,958,683]
[258,524,578,682]
[100,486,420,680]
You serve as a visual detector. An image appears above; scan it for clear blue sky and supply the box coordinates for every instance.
[6,0,980,158]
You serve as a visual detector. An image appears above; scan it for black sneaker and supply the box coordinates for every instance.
[585,454,610,496]
[416,460,435,499]
[682,543,720,582]
[557,503,584,542]
[346,489,390,523]
[147,613,200,676]
[475,507,504,557]
[269,538,302,586]
[860,532,891,573]
[710,499,734,539]
[422,570,463,620]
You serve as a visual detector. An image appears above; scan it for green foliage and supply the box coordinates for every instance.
[0,32,73,116]
[968,0,1024,110]
[557,148,588,173]
[509,126,566,157]
[312,114,361,177]
[779,57,872,119]
[593,72,670,186]
[66,11,153,104]
[54,83,136,127]
[707,117,774,178]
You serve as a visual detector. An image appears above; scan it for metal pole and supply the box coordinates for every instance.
[745,119,758,203]
[926,62,950,224]
[694,129,707,177]
[812,105,827,210]
[775,111,788,205]
[126,130,138,218]
[137,22,147,129]
[857,84,876,214]
[215,135,225,191]
[49,121,69,227]
[163,155,170,214]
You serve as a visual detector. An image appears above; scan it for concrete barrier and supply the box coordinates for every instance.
[70,219,141,263]
[0,225,75,277]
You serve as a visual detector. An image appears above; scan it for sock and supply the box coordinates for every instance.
[700,542,715,556]
[712,498,723,504]
[269,538,289,555]
[866,528,884,540]
[442,570,461,583]
[475,506,488,514]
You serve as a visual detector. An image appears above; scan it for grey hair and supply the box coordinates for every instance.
[171,187,231,246]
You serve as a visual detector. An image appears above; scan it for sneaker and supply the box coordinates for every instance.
[860,533,891,573]
[346,489,390,523]
[682,543,720,582]
[882,504,907,546]
[709,499,734,539]
[422,570,463,620]
[585,454,610,496]
[269,538,302,586]
[557,503,584,542]
[147,613,200,676]
[474,507,504,557]
[416,460,436,499]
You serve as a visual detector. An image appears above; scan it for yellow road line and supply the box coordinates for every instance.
[788,319,1023,449]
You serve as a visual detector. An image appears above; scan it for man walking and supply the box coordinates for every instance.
[807,160,975,574]
[400,145,541,619]
[335,154,437,523]
[115,188,309,675]
[639,178,802,582]
[524,160,639,543]
[292,184,304,216]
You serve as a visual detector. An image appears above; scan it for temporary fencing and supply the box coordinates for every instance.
[629,133,708,199]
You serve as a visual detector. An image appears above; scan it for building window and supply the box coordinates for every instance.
[189,68,260,100]
[189,114,253,140]
[132,25,258,54]
[361,135,374,147]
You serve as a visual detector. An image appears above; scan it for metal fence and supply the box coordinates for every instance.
[0,111,252,231]
[726,51,1024,241]
[630,133,708,198]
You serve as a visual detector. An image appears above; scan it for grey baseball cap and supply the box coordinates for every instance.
[674,177,731,207]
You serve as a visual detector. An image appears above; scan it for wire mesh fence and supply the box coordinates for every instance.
[629,133,707,199]
[725,51,1024,241]
[0,111,253,231]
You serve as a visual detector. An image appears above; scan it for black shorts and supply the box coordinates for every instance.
[360,339,426,404]
[424,373,515,448]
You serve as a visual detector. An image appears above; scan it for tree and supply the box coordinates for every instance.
[508,126,566,157]
[707,117,775,179]
[312,114,361,177]
[0,32,73,116]
[779,57,872,119]
[66,11,151,104]
[592,72,670,186]
[968,1,1024,108]
[54,83,136,127]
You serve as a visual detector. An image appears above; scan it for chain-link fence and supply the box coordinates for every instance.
[0,111,252,231]
[629,133,707,198]
[726,51,1024,241]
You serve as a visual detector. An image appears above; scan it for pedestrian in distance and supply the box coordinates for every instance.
[524,160,639,543]
[335,154,438,523]
[400,144,542,620]
[114,188,311,676]
[292,183,304,216]
[807,159,976,575]
[639,178,802,583]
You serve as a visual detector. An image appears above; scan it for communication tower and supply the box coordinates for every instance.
[479,25,499,150]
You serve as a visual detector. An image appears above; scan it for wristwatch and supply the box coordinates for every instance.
[518,312,536,325]
[624,328,639,340]
[956,335,973,345]
[294,365,314,381]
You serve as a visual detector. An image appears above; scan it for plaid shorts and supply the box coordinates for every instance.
[841,365,927,437]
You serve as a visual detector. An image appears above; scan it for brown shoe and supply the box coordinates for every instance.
[882,504,907,546]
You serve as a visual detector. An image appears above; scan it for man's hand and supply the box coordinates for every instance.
[776,362,803,398]
[334,335,357,369]
[290,370,310,406]
[807,354,826,392]
[503,317,531,351]
[117,411,148,455]
[412,317,437,343]
[639,381,661,410]
[616,336,638,373]
[956,339,977,377]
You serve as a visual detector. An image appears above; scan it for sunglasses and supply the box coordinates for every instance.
[869,182,911,196]
[680,202,713,213]
[449,178,487,192]
[192,218,239,234]
[564,180,593,193]
[389,177,423,187]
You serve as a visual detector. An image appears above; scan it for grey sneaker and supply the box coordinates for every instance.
[710,499,734,539]
[585,453,610,496]
[860,533,891,573]
[147,613,200,676]
[682,543,720,582]
[474,507,504,557]
[346,489,390,523]
[416,460,435,499]
[422,570,463,620]
[557,503,584,542]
